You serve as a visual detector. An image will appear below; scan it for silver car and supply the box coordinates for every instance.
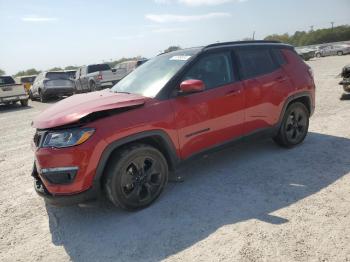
[315,44,350,58]
[29,71,75,102]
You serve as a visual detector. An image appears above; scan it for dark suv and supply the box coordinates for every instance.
[32,41,315,210]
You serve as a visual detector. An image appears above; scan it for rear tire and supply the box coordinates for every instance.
[39,91,46,103]
[20,99,28,107]
[316,53,321,58]
[273,102,309,148]
[337,51,343,56]
[29,90,34,101]
[90,81,96,92]
[104,144,169,211]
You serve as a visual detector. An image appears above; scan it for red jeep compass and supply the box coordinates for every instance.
[32,41,315,210]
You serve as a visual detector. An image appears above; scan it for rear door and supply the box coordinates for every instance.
[235,46,294,134]
[171,50,245,159]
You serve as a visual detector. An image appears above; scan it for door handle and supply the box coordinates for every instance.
[226,89,242,96]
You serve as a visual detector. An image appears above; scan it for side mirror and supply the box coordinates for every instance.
[111,68,117,73]
[179,79,205,94]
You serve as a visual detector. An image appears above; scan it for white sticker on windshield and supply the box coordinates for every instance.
[170,55,191,61]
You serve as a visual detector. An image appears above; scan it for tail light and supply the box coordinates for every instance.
[97,72,103,80]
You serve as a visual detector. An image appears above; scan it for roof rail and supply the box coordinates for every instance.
[205,40,282,49]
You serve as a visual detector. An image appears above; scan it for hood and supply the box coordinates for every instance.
[33,90,147,129]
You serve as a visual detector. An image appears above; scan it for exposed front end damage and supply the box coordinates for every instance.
[339,64,350,93]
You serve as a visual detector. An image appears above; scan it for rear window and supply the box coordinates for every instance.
[236,48,278,79]
[0,76,15,85]
[46,72,69,80]
[20,76,36,84]
[87,64,111,73]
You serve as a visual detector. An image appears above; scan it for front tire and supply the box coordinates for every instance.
[316,53,321,58]
[274,102,309,148]
[337,51,343,56]
[104,144,169,211]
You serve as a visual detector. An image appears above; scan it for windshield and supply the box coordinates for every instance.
[46,72,69,80]
[111,49,199,97]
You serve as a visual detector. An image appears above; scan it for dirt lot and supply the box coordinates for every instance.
[1,56,350,262]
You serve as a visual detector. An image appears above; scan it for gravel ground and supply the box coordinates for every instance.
[1,56,350,262]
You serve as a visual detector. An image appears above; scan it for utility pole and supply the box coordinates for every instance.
[331,21,334,30]
[310,25,314,31]
[252,31,255,40]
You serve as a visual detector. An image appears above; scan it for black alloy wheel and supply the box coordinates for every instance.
[104,144,168,211]
[274,102,309,148]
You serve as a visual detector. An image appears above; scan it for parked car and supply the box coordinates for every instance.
[296,48,315,61]
[75,64,118,93]
[31,40,315,210]
[29,71,75,102]
[114,59,148,82]
[0,76,28,106]
[339,64,350,94]
[65,70,76,80]
[315,44,350,58]
[15,75,36,94]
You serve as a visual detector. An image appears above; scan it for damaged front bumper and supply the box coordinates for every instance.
[32,163,99,206]
[339,78,350,93]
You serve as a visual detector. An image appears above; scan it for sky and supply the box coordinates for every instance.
[0,0,349,75]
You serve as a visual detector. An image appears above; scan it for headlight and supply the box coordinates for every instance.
[42,128,95,148]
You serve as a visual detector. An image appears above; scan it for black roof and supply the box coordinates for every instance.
[204,40,292,50]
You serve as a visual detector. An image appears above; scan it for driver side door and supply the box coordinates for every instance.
[170,51,245,159]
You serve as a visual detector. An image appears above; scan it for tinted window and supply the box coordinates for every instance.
[20,76,36,84]
[46,72,69,80]
[237,48,278,79]
[0,76,15,85]
[271,48,286,66]
[87,64,111,73]
[183,52,234,90]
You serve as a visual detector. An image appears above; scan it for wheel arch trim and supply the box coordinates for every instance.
[277,91,313,130]
[93,130,180,188]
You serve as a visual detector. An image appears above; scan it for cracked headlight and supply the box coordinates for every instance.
[42,128,95,148]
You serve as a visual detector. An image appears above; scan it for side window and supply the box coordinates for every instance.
[182,52,234,90]
[236,48,278,79]
[271,48,286,66]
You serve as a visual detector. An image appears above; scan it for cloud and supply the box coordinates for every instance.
[21,16,58,22]
[145,12,231,23]
[112,34,144,40]
[151,27,188,33]
[155,0,247,6]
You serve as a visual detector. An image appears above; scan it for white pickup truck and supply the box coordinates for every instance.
[74,64,119,93]
[0,76,29,106]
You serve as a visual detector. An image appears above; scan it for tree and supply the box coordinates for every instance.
[0,68,5,76]
[14,68,41,77]
[163,46,181,53]
[264,24,350,46]
[64,66,79,70]
[108,56,146,68]
[49,67,63,71]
